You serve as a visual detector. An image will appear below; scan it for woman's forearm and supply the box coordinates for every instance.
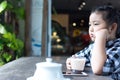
[91,34,107,74]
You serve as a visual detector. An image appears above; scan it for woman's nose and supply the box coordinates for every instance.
[89,26,94,32]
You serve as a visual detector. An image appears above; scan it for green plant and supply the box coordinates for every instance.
[0,1,24,66]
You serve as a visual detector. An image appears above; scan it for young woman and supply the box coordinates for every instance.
[66,5,120,79]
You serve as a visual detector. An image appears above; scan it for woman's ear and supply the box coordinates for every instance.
[108,23,117,39]
[109,23,117,33]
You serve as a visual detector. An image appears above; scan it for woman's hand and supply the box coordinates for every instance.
[95,29,110,41]
[66,58,72,70]
[66,55,76,70]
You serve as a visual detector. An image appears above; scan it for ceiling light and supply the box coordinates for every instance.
[57,38,61,43]
[78,1,86,11]
[80,5,84,8]
[73,22,76,26]
[81,20,84,23]
[82,2,86,5]
[78,7,82,10]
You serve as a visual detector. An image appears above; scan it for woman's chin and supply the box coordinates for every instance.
[91,38,95,42]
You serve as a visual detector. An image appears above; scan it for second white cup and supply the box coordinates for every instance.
[71,57,86,72]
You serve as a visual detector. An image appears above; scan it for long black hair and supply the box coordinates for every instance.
[91,5,120,38]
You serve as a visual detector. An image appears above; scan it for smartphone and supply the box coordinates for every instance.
[62,71,88,77]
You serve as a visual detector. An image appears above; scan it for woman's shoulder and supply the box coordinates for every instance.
[106,38,120,48]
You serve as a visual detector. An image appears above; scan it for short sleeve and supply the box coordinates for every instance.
[103,38,120,75]
[102,55,114,75]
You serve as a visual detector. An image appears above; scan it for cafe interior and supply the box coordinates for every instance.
[51,0,120,56]
[0,0,120,63]
[0,0,120,80]
[1,0,119,57]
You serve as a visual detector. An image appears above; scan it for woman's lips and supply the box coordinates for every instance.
[90,34,94,38]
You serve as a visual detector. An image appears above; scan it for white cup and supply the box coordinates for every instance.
[71,57,86,73]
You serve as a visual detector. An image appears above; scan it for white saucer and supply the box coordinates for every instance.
[26,76,34,80]
[26,76,71,80]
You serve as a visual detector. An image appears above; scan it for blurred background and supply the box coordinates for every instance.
[0,0,120,65]
[51,0,120,56]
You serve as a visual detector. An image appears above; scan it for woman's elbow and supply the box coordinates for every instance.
[91,63,104,75]
[92,68,102,75]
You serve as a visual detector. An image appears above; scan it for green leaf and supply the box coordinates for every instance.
[0,44,3,50]
[0,61,5,66]
[14,7,25,19]
[2,53,12,62]
[0,1,7,13]
[5,2,13,10]
[0,24,7,34]
[3,32,14,41]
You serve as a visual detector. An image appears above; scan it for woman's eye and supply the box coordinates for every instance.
[94,23,99,25]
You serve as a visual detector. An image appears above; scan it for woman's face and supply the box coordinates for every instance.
[89,12,108,41]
